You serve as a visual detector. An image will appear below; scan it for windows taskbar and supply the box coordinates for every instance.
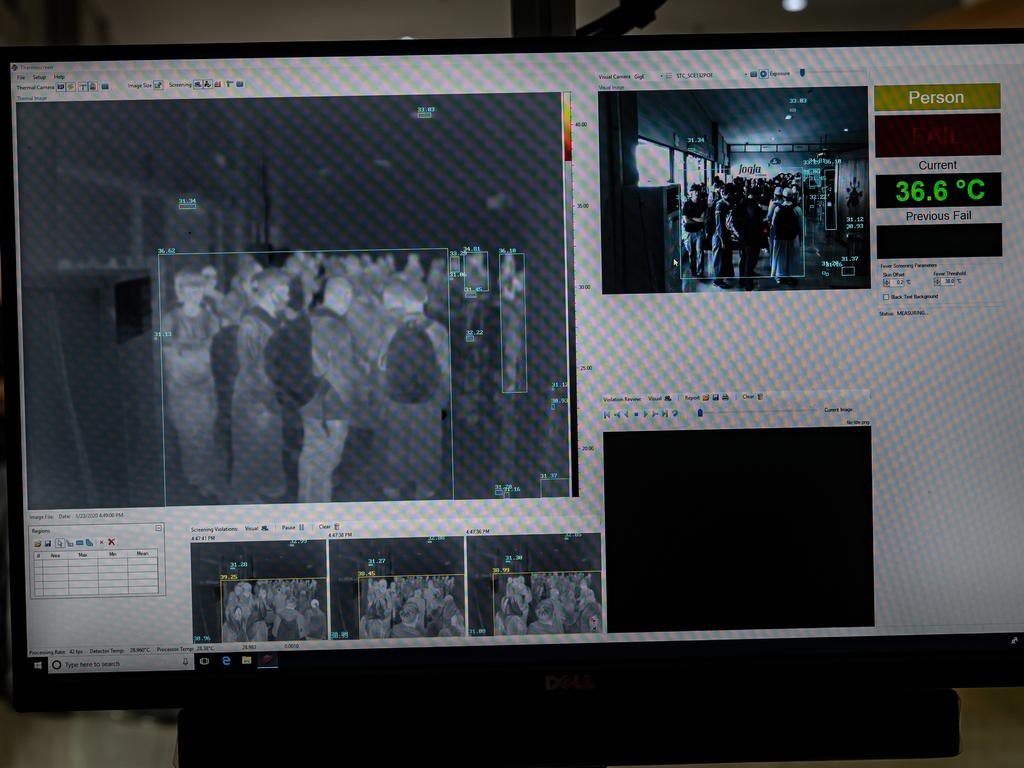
[29,630,1023,676]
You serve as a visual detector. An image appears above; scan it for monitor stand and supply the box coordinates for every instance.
[176,686,960,766]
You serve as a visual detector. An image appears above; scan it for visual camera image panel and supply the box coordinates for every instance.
[190,540,328,644]
[467,533,602,637]
[15,92,575,510]
[328,536,465,640]
[599,86,870,293]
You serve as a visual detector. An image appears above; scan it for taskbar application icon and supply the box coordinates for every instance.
[257,652,278,669]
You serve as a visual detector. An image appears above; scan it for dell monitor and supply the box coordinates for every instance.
[3,30,1023,759]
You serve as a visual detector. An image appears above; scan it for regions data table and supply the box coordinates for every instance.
[32,548,162,597]
[27,521,167,599]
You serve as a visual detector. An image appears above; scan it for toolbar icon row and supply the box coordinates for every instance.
[57,81,107,93]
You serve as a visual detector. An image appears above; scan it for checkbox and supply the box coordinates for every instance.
[882,294,890,301]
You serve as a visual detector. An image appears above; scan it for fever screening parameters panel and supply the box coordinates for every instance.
[12,41,1024,675]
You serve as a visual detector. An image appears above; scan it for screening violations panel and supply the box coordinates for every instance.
[872,83,1004,311]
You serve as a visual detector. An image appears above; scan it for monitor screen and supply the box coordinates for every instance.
[6,32,1024,693]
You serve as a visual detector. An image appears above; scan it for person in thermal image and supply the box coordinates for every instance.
[200,264,225,317]
[297,276,365,503]
[163,268,221,499]
[230,268,290,503]
[377,279,450,500]
[391,600,425,638]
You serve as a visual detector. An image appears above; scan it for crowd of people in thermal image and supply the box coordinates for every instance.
[359,575,465,639]
[680,172,806,290]
[221,579,327,642]
[160,251,463,506]
[494,572,602,636]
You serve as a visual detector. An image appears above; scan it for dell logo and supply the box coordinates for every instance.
[545,674,596,691]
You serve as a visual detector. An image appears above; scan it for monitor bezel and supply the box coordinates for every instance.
[5,28,1024,712]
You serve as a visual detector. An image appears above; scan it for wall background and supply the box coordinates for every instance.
[0,0,1020,46]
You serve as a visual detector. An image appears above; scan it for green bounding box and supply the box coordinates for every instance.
[874,83,1000,111]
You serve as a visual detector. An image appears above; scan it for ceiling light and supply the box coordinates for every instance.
[785,114,792,120]
[843,127,849,132]
[782,0,808,11]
